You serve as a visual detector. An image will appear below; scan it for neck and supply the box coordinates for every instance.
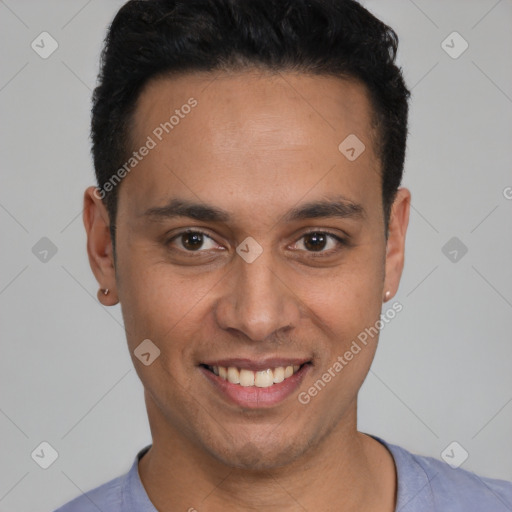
[138,398,396,512]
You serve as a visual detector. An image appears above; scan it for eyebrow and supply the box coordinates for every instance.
[142,196,366,224]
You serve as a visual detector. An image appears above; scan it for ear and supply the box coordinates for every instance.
[83,186,119,306]
[383,187,411,302]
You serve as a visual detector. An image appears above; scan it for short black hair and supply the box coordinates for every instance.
[91,0,410,250]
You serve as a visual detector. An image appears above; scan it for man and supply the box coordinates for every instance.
[55,0,512,510]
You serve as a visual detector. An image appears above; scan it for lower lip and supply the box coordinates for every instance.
[200,364,311,409]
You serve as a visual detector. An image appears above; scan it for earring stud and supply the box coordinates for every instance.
[384,290,391,301]
[102,288,109,295]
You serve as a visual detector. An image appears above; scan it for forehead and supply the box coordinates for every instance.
[119,70,382,225]
[133,69,377,150]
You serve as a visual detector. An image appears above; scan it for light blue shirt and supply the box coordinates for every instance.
[54,435,512,511]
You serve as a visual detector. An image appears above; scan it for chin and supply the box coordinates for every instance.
[210,436,307,471]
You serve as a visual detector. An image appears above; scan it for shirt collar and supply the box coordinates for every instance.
[367,434,437,511]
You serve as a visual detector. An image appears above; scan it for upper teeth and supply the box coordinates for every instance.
[211,365,301,387]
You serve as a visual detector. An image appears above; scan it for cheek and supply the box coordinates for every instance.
[117,263,205,403]
[299,267,384,417]
[116,246,220,370]
[305,249,384,336]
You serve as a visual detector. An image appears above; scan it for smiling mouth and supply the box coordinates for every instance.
[200,363,310,388]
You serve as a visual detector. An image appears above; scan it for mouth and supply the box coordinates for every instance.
[199,358,312,408]
[200,362,309,387]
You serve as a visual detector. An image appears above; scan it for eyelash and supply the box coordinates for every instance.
[166,229,347,257]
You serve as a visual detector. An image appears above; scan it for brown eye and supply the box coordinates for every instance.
[168,230,218,252]
[292,231,345,255]
[303,232,328,252]
[181,232,205,251]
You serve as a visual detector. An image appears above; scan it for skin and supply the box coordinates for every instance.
[84,69,410,511]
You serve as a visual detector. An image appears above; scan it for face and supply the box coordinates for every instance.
[84,70,410,470]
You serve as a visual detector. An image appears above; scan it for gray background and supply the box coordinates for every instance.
[1,0,511,510]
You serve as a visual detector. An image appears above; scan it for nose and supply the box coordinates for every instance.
[214,251,302,343]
